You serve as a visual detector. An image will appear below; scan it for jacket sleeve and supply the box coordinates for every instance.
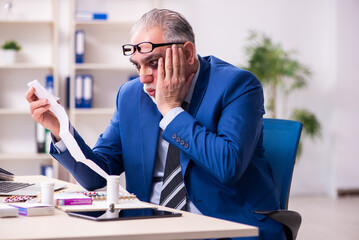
[161,71,265,185]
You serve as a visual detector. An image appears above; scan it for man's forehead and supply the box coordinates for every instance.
[131,26,164,45]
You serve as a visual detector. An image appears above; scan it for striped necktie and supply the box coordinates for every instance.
[159,102,189,210]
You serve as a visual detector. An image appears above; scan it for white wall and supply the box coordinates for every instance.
[333,0,359,191]
[156,0,359,196]
[54,0,358,195]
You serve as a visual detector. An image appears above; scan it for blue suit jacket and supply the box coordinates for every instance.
[51,55,284,240]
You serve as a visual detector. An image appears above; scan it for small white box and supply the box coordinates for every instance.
[0,204,18,218]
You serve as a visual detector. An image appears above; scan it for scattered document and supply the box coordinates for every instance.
[54,192,92,206]
[28,80,127,193]
[0,204,18,218]
[10,203,55,216]
[0,167,14,181]
[57,198,155,212]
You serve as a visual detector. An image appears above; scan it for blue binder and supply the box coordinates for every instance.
[82,75,93,108]
[75,75,83,108]
[75,74,93,108]
[45,75,54,94]
[93,13,107,20]
[75,30,85,63]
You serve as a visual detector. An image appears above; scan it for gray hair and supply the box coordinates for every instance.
[131,8,195,45]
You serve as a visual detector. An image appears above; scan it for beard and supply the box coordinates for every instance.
[143,84,156,104]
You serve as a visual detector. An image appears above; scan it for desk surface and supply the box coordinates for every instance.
[0,175,258,240]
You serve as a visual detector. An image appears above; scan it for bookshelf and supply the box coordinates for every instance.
[68,0,160,149]
[0,0,161,180]
[0,0,59,177]
[65,0,161,184]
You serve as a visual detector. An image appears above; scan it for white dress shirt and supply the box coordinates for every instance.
[150,61,201,214]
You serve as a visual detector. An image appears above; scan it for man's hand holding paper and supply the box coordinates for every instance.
[25,80,113,183]
[25,84,61,141]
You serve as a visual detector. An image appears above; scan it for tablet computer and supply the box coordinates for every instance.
[67,208,182,221]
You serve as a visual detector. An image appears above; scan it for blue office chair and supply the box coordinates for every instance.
[254,118,303,240]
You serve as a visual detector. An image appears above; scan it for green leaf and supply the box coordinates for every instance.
[291,109,321,140]
[241,31,321,160]
[2,40,21,51]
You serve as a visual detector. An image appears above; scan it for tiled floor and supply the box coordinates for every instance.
[289,195,359,240]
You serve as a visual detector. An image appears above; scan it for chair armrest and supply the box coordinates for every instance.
[254,210,302,240]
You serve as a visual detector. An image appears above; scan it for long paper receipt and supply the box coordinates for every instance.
[28,80,127,193]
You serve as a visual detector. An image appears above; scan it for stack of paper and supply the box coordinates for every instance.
[57,197,154,212]
[0,168,14,181]
[55,192,92,206]
[10,203,55,216]
[0,204,18,218]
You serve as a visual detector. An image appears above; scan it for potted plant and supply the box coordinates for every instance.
[2,40,21,64]
[242,31,321,157]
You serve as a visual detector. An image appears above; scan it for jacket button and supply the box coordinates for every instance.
[180,139,185,146]
[184,142,189,149]
[176,136,181,143]
[172,133,177,139]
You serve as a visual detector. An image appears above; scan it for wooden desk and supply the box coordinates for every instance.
[0,176,258,240]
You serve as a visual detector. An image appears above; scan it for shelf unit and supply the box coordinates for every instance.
[68,0,160,150]
[64,0,161,183]
[0,0,59,177]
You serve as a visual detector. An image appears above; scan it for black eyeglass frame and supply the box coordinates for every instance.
[122,41,185,56]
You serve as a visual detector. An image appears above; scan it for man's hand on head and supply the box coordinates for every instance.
[156,44,195,116]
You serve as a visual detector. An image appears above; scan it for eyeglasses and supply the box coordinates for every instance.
[122,41,185,56]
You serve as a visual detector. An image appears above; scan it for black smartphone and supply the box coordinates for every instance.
[67,208,182,221]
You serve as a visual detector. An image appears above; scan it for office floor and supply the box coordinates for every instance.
[289,195,359,240]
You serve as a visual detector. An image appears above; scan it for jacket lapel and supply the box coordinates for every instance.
[182,56,211,173]
[139,92,162,200]
[188,56,210,116]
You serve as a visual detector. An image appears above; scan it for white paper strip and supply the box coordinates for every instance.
[28,80,128,194]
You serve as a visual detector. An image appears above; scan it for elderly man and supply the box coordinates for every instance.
[26,8,284,240]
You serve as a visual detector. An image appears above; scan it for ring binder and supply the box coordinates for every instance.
[75,30,85,64]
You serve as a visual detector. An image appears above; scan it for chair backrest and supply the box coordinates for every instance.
[263,118,303,210]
